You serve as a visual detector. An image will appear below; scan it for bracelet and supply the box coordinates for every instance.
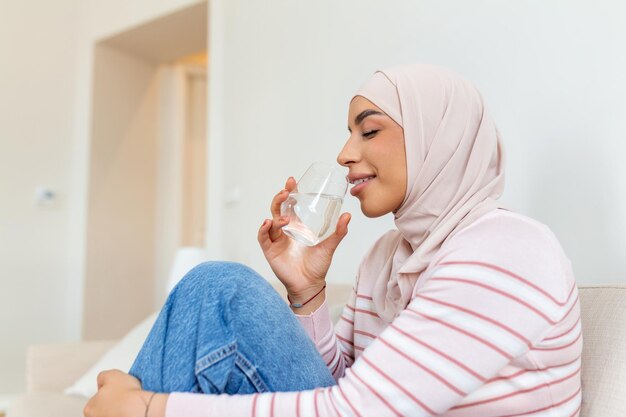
[287,284,326,308]
[144,392,157,417]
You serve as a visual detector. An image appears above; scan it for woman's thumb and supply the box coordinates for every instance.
[321,212,351,251]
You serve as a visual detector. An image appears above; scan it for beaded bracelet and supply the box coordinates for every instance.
[287,284,326,308]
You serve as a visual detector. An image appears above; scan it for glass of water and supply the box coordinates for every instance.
[280,162,348,246]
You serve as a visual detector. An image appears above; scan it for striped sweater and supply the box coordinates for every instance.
[166,209,582,417]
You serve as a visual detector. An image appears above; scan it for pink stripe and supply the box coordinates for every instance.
[321,342,336,359]
[270,393,275,417]
[488,355,580,382]
[453,367,581,409]
[327,388,342,417]
[325,346,339,367]
[347,304,381,318]
[406,308,514,359]
[251,394,258,417]
[356,308,380,318]
[336,334,354,346]
[351,368,404,417]
[330,354,343,375]
[356,294,373,300]
[337,341,355,355]
[337,383,363,417]
[544,317,581,341]
[415,294,532,345]
[497,386,581,417]
[338,338,367,354]
[532,330,582,351]
[361,355,437,415]
[354,329,377,339]
[314,389,320,417]
[389,323,487,382]
[340,316,354,325]
[561,298,580,323]
[568,404,582,417]
[378,336,467,396]
[438,260,576,306]
[430,277,557,324]
[340,348,354,366]
[295,391,301,417]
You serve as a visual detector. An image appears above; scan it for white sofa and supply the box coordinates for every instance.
[7,285,626,417]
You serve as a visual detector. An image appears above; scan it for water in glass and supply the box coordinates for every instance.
[281,192,343,246]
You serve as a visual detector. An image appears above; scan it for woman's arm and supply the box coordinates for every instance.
[164,254,577,417]
[295,285,357,381]
[83,370,169,417]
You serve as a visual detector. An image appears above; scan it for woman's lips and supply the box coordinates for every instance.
[350,177,375,196]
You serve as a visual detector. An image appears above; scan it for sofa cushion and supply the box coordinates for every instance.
[579,285,626,417]
[64,313,158,399]
[6,392,86,417]
[25,340,116,393]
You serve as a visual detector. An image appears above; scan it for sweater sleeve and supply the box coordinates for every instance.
[295,286,357,381]
[165,218,580,417]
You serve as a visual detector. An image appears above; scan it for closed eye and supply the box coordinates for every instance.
[363,129,379,138]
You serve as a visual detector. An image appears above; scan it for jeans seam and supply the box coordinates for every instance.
[195,341,237,374]
[235,352,269,393]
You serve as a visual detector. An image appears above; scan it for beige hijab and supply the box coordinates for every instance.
[353,64,507,322]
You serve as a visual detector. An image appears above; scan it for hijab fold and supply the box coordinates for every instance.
[354,65,507,322]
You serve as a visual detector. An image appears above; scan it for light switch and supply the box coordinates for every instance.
[34,186,57,207]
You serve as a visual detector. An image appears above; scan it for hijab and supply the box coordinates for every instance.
[353,64,507,322]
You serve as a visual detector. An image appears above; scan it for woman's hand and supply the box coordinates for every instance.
[257,177,351,298]
[83,370,168,417]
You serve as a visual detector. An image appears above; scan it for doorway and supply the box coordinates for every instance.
[84,2,208,340]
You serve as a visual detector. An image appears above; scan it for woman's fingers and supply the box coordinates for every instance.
[270,177,297,219]
[261,177,297,248]
[270,189,289,218]
[285,176,297,193]
[268,216,289,241]
[258,217,290,248]
[319,212,351,253]
[257,219,273,251]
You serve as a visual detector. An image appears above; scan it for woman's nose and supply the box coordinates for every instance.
[337,137,360,167]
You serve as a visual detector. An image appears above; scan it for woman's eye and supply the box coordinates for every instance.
[362,129,379,138]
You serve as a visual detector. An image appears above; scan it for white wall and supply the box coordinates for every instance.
[213,0,626,286]
[83,44,159,340]
[0,0,79,395]
[0,0,204,396]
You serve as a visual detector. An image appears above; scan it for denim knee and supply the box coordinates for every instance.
[173,261,267,295]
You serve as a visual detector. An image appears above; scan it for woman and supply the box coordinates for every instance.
[85,64,582,417]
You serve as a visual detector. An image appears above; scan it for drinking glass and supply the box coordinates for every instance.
[280,162,348,246]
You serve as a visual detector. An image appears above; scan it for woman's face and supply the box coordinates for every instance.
[337,96,407,218]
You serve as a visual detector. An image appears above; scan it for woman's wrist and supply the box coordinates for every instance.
[139,391,169,417]
[287,282,325,302]
[287,283,326,315]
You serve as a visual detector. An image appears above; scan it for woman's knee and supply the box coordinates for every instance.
[175,261,266,293]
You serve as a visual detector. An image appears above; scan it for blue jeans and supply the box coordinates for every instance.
[129,261,336,394]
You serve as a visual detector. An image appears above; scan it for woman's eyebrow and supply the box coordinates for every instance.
[355,109,384,125]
